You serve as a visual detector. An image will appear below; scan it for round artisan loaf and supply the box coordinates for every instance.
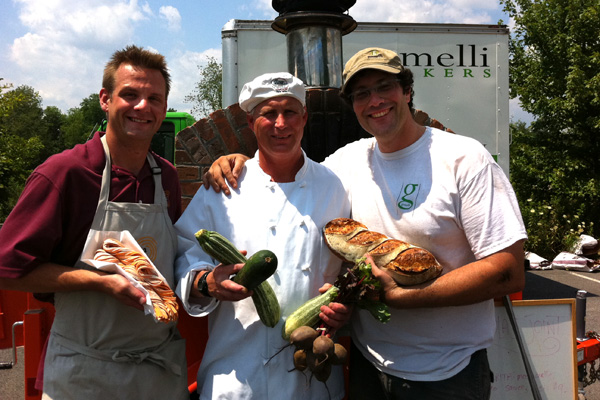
[323,218,443,286]
[367,239,443,286]
[323,218,385,262]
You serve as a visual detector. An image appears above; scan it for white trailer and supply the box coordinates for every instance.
[222,20,510,174]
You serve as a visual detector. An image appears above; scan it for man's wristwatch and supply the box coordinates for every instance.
[197,271,212,297]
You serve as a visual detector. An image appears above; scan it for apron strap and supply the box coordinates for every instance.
[91,135,112,228]
[51,330,182,376]
[146,149,167,207]
[93,135,167,228]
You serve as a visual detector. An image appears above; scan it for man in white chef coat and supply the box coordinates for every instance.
[174,72,352,400]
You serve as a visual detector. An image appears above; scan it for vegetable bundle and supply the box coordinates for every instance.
[288,326,347,383]
[194,229,281,327]
[283,257,390,341]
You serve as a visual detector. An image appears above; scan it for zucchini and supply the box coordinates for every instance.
[233,249,278,290]
[282,286,340,341]
[195,229,246,265]
[252,281,280,328]
[194,229,281,328]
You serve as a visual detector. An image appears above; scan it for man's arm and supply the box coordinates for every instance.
[190,263,251,302]
[370,239,526,309]
[0,262,147,310]
[202,154,250,195]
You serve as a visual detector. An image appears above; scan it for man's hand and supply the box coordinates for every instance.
[317,283,353,337]
[367,254,398,291]
[367,254,407,307]
[202,154,250,195]
[202,262,252,301]
[99,273,147,310]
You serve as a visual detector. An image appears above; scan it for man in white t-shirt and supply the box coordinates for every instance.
[202,48,527,400]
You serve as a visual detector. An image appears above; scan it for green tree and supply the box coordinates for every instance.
[62,93,104,148]
[503,0,600,258]
[42,106,67,155]
[0,80,44,220]
[1,85,46,140]
[185,56,222,118]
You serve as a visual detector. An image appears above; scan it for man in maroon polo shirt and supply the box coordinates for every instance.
[0,45,188,399]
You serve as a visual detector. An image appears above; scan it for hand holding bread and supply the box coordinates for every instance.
[323,218,443,286]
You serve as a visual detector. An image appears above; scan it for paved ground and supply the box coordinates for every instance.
[523,268,600,400]
[0,346,24,399]
[2,268,600,399]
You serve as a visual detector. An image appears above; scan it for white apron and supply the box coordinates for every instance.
[42,136,188,400]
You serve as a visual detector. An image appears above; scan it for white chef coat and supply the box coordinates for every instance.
[175,151,350,400]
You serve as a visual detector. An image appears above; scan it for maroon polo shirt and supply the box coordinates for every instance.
[0,132,182,279]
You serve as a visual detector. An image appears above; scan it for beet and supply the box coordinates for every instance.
[312,335,334,359]
[331,343,348,365]
[313,361,332,382]
[293,349,308,371]
[290,326,319,350]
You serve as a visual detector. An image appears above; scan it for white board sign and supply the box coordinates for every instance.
[490,299,577,400]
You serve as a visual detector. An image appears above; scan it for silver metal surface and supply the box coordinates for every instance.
[286,25,343,87]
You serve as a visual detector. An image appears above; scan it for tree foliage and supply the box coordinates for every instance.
[62,94,105,148]
[503,0,600,258]
[185,56,223,118]
[0,80,104,220]
[42,106,67,155]
[0,81,45,219]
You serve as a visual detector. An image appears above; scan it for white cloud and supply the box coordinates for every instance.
[8,0,157,110]
[11,31,102,108]
[159,6,182,32]
[343,0,501,24]
[248,0,501,28]
[249,0,278,19]
[167,48,222,115]
[15,0,150,41]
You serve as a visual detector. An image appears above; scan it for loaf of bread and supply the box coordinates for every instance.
[323,218,443,286]
[95,238,178,323]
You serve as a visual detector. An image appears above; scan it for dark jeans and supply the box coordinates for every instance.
[349,342,492,400]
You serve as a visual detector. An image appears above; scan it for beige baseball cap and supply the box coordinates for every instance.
[341,47,405,94]
[239,72,306,112]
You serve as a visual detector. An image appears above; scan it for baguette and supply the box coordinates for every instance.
[95,238,178,323]
[323,218,442,286]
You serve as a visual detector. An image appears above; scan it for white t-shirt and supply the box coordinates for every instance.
[323,128,527,381]
[175,151,351,399]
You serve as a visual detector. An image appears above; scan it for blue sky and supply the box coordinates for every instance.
[0,0,530,121]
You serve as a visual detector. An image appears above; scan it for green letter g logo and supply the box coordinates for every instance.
[397,184,419,210]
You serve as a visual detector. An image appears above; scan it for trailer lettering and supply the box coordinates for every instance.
[437,53,453,67]
[421,68,492,78]
[400,45,489,68]
[402,52,432,66]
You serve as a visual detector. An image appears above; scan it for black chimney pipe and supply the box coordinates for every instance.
[270,0,369,162]
[271,1,357,88]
